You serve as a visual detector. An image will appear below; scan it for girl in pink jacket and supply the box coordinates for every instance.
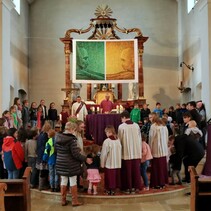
[140,133,153,190]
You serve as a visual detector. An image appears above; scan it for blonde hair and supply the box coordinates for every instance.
[105,125,117,139]
[65,121,78,132]
[149,112,159,123]
[188,120,197,128]
[76,120,85,137]
[41,121,51,132]
[161,117,168,126]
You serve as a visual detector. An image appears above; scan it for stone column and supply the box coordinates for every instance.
[60,38,72,99]
[137,36,148,98]
[87,84,92,100]
[117,84,122,100]
[0,0,15,113]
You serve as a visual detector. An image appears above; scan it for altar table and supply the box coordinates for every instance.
[85,113,121,145]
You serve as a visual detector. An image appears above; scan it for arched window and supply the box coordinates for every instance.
[12,0,20,15]
[187,0,199,13]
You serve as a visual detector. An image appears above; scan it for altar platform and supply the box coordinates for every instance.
[31,183,190,205]
[30,156,205,208]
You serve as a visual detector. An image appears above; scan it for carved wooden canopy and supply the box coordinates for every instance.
[60,5,148,101]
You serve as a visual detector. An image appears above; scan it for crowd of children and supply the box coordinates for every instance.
[0,98,207,207]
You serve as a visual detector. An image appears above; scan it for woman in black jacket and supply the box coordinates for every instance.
[55,121,92,207]
[174,134,205,183]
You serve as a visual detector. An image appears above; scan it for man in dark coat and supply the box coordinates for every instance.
[187,101,202,129]
[174,134,205,183]
[55,122,92,206]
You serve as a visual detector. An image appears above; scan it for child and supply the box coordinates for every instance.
[37,106,43,131]
[130,103,141,124]
[43,129,59,192]
[2,128,24,179]
[167,135,174,175]
[169,146,182,185]
[153,102,163,118]
[86,144,101,195]
[29,102,37,128]
[185,120,203,141]
[100,125,122,195]
[140,133,152,191]
[10,106,18,129]
[0,126,7,179]
[60,107,69,131]
[22,100,30,130]
[2,110,14,129]
[48,102,58,129]
[141,117,151,143]
[25,128,38,188]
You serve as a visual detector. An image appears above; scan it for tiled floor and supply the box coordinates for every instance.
[31,179,191,211]
[31,157,206,211]
[31,194,190,211]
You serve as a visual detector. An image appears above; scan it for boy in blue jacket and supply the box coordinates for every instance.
[43,129,59,192]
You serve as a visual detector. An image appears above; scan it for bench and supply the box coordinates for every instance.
[0,183,7,211]
[189,166,211,211]
[0,167,31,211]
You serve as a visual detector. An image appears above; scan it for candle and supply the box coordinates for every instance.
[97,107,100,112]
[116,105,119,110]
[59,114,62,121]
[120,105,123,112]
[92,107,95,112]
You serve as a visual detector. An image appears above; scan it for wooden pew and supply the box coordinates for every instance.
[0,167,31,211]
[189,166,211,211]
[0,183,7,211]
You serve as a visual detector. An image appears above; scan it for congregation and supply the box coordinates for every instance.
[0,96,207,207]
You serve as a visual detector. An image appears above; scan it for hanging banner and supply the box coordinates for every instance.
[72,39,138,83]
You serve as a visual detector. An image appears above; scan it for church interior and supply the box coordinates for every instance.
[1,0,211,210]
[1,0,211,116]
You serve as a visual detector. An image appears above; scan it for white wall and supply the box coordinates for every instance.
[28,0,180,111]
[10,0,29,103]
[0,0,29,114]
[178,0,211,118]
[0,0,15,113]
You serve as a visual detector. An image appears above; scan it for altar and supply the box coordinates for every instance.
[85,113,121,145]
[60,5,148,115]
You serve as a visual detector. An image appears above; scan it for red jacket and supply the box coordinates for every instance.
[2,136,24,170]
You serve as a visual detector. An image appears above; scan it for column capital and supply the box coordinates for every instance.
[0,0,15,11]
